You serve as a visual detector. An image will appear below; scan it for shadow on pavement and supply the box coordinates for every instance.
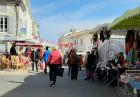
[8,81,24,84]
[1,69,114,97]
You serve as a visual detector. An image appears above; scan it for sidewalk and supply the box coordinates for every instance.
[0,69,42,75]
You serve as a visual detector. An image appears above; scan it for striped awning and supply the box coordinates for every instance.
[15,42,32,46]
[16,42,43,47]
[109,6,140,30]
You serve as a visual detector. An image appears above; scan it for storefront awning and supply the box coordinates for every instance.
[15,42,32,46]
[109,6,140,30]
[32,42,43,47]
[15,42,43,47]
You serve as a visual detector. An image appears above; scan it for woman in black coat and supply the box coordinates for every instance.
[85,50,96,80]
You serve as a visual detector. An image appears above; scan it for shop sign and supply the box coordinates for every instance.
[20,28,26,33]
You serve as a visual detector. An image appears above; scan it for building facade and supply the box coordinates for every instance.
[59,26,125,59]
[0,0,39,53]
[59,30,93,55]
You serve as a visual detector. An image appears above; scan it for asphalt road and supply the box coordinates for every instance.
[0,69,115,97]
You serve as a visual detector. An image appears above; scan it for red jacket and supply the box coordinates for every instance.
[47,50,62,65]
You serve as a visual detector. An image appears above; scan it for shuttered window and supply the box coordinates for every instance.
[0,16,8,33]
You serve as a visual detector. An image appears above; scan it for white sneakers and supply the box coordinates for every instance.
[49,81,55,87]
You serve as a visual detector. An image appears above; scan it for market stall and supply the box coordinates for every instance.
[109,6,140,30]
[109,6,140,97]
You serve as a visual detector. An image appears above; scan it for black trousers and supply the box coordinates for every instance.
[71,65,78,80]
[49,64,59,84]
[34,59,39,72]
[68,64,71,76]
[32,60,38,72]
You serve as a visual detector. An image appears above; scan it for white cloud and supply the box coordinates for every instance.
[39,15,115,42]
[31,0,140,42]
[36,1,116,41]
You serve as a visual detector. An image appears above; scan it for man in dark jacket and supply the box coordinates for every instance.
[10,43,16,55]
[35,49,40,72]
[31,49,35,71]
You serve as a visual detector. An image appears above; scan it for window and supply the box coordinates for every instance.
[91,38,93,44]
[80,39,83,45]
[0,16,8,32]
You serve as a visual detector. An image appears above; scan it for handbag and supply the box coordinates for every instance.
[57,68,64,77]
[40,62,44,70]
[44,66,47,75]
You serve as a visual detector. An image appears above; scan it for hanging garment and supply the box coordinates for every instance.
[100,31,105,42]
[104,31,110,40]
[93,33,98,42]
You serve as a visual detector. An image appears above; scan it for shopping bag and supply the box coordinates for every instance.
[44,66,47,75]
[57,68,64,77]
[40,62,44,70]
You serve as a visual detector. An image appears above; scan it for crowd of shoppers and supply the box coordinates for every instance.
[9,43,126,88]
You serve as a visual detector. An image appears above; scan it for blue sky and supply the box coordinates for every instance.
[30,0,140,42]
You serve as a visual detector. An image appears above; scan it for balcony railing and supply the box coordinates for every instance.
[0,0,23,5]
[7,0,21,2]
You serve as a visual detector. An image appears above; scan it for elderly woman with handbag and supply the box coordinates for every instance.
[46,47,62,87]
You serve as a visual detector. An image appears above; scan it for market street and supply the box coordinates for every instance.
[0,69,115,97]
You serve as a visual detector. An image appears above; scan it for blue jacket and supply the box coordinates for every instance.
[43,50,51,63]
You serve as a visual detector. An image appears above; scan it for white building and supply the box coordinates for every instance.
[32,21,39,38]
[0,0,39,53]
[59,30,93,55]
[59,25,125,61]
